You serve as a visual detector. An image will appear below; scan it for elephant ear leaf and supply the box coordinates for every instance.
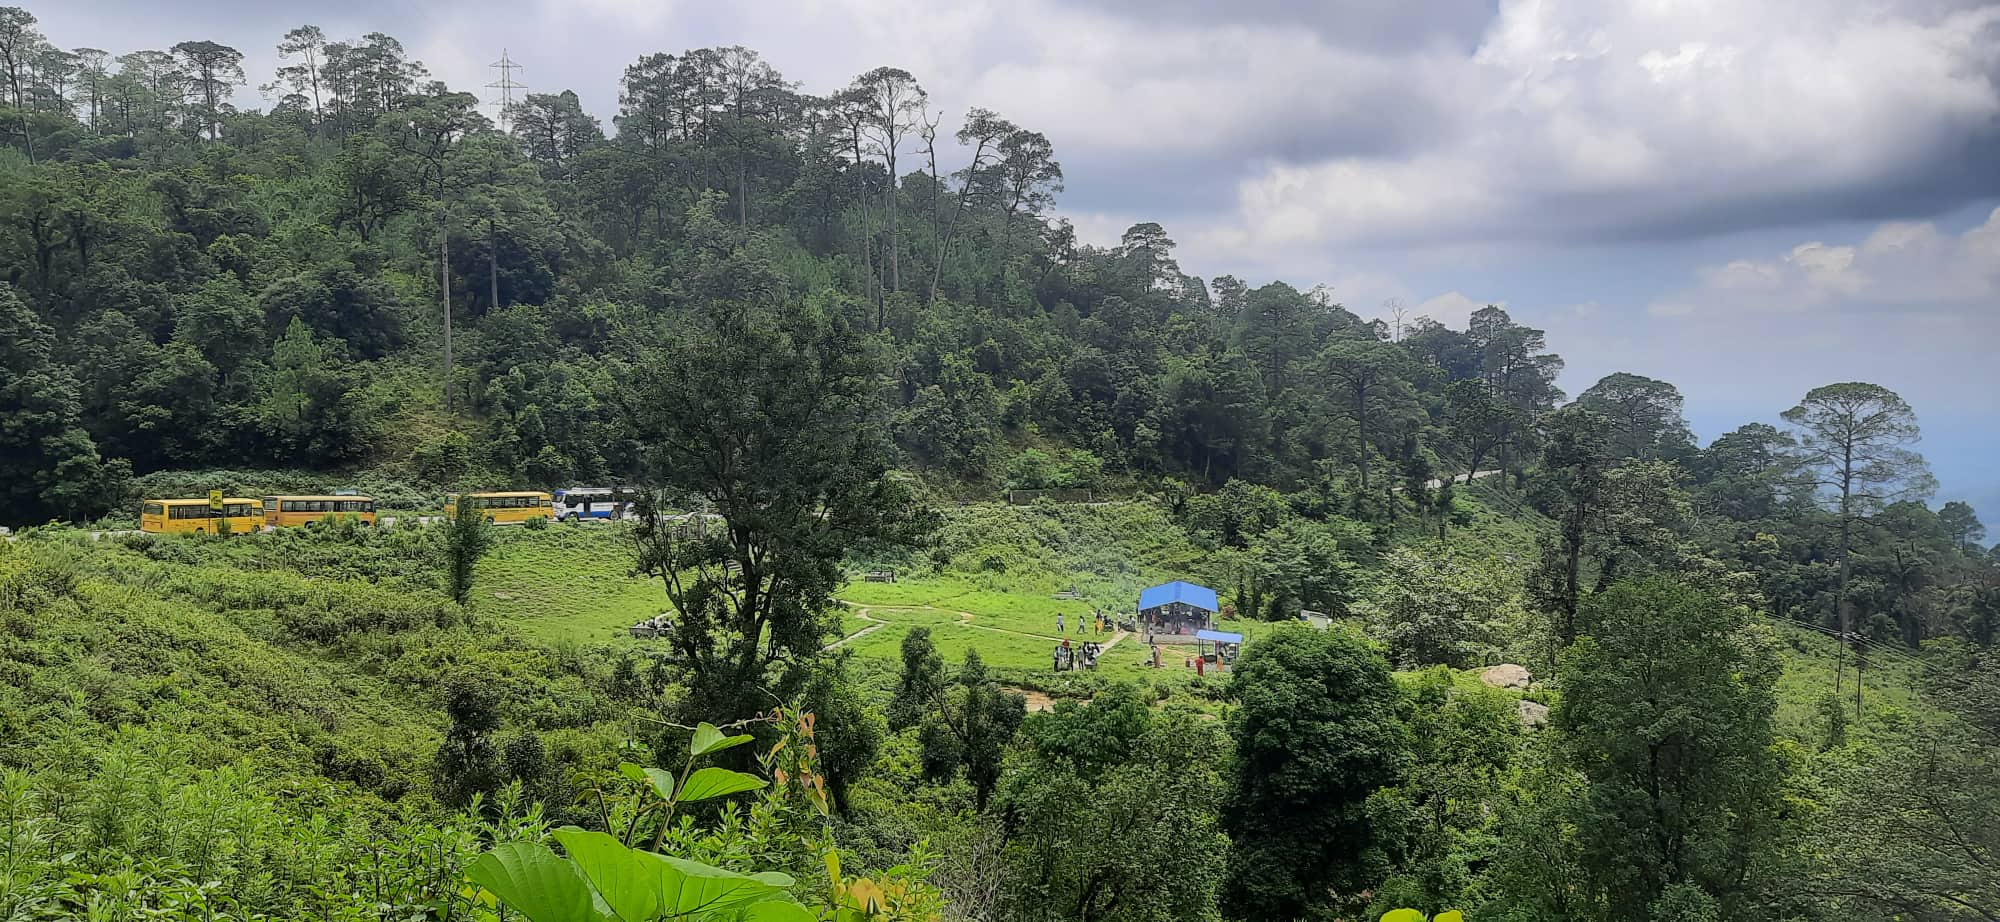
[652,853,784,916]
[740,901,820,922]
[1379,911,1428,922]
[618,762,679,801]
[689,722,756,757]
[677,767,767,803]
[553,828,663,922]
[467,842,603,922]
[1433,912,1465,922]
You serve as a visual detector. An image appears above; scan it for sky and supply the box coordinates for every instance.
[35,0,2000,512]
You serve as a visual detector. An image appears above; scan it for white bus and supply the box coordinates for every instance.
[551,487,633,522]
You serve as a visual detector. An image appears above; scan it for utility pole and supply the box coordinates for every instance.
[1854,640,1865,724]
[486,49,524,131]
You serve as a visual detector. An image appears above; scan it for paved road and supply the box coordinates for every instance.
[1421,469,1502,491]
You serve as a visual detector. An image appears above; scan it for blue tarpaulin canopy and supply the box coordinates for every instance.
[1195,629,1243,644]
[1138,581,1220,613]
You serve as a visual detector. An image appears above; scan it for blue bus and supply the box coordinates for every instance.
[551,487,632,522]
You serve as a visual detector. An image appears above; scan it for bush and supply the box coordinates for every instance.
[127,468,437,511]
[1004,447,1103,491]
[411,431,474,485]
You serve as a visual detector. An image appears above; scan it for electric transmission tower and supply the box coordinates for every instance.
[486,50,525,130]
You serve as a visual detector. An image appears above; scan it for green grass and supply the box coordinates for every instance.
[464,505,1333,686]
[473,525,666,644]
[1767,621,1925,741]
[460,499,1919,735]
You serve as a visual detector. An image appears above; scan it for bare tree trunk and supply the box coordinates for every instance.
[7,63,32,164]
[1354,382,1371,492]
[928,136,995,305]
[1835,447,1853,694]
[488,215,500,313]
[441,224,452,411]
[886,164,900,295]
[737,154,749,226]
[848,128,881,328]
[308,51,322,132]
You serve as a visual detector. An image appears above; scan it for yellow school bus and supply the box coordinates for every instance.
[139,498,263,535]
[445,491,554,524]
[261,495,378,528]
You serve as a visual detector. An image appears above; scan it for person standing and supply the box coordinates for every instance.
[1057,612,1065,634]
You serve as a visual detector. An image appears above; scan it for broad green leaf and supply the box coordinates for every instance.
[1434,912,1465,922]
[676,766,767,803]
[553,829,663,922]
[652,853,783,915]
[741,901,819,922]
[466,842,602,922]
[749,871,796,889]
[641,767,680,800]
[1379,911,1428,922]
[689,722,756,757]
[616,762,679,800]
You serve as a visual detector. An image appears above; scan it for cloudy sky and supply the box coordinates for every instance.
[39,0,2000,512]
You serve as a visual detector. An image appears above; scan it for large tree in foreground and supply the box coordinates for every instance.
[1557,579,1787,922]
[1222,625,1405,921]
[997,692,1228,922]
[625,208,935,725]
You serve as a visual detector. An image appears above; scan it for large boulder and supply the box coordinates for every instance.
[1480,663,1533,689]
[1518,700,1550,729]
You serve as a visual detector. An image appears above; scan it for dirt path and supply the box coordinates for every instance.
[1011,688,1060,713]
[824,602,1131,654]
[823,604,887,651]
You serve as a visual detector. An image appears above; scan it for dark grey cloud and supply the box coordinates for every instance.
[1454,131,2000,246]
[1065,0,1496,52]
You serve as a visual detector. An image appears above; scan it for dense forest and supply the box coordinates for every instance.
[2,6,1999,922]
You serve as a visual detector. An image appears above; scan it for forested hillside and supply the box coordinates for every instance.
[3,6,1999,922]
[0,7,1573,517]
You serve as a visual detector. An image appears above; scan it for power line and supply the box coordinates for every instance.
[486,49,525,130]
[1756,611,2000,744]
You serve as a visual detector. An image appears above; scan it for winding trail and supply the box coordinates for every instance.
[823,604,888,651]
[821,600,1131,654]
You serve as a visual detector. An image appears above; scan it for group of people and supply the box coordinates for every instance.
[1054,610,1137,636]
[1052,637,1102,671]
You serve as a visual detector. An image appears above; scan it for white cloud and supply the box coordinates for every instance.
[1655,205,2000,316]
[1408,291,1502,329]
[1197,0,2000,264]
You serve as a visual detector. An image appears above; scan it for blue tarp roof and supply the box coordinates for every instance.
[1139,581,1219,613]
[1195,629,1244,644]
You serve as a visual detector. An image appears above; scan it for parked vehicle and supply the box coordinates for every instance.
[551,487,632,522]
[445,491,554,524]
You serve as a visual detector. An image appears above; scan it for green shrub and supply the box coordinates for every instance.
[411,431,474,485]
